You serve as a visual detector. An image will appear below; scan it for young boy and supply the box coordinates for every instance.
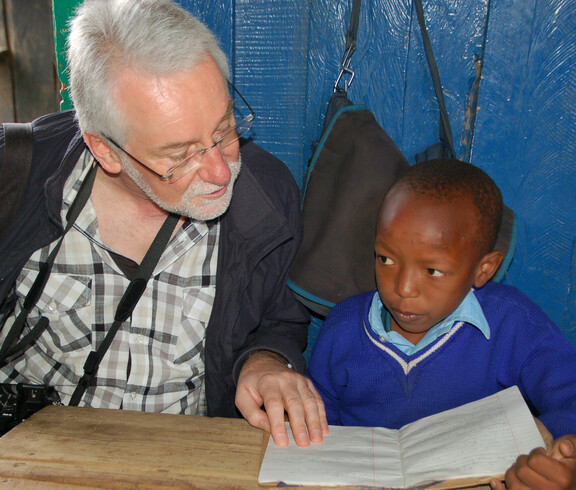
[307,159,576,488]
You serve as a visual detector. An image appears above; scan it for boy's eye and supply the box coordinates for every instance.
[427,268,445,277]
[378,255,394,265]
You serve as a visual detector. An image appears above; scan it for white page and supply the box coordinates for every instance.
[258,424,404,487]
[399,386,545,487]
[258,386,545,488]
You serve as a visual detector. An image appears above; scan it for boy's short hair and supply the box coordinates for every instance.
[390,159,503,256]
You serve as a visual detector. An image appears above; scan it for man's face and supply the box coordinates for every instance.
[374,187,484,344]
[111,57,241,220]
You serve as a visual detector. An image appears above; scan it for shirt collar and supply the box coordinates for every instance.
[369,289,490,355]
[61,150,214,270]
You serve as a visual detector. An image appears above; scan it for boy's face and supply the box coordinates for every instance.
[375,186,500,345]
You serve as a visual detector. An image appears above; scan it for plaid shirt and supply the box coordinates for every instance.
[0,152,218,415]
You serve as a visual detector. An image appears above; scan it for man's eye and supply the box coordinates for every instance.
[427,268,445,277]
[168,153,188,163]
[378,255,394,265]
[169,145,203,163]
[214,125,234,141]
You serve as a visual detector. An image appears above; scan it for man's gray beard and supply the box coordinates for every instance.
[121,154,242,220]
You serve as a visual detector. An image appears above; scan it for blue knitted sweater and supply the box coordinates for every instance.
[307,282,576,438]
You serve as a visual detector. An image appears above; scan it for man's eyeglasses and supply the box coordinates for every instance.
[103,83,255,182]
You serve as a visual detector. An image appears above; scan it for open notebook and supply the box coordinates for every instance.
[259,386,546,488]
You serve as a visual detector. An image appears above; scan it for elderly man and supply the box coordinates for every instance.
[0,0,327,447]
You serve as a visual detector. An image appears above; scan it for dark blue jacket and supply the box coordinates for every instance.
[0,110,309,417]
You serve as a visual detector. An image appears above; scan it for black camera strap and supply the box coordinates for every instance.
[0,161,180,407]
[69,209,179,406]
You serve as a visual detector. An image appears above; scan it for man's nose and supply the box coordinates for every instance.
[196,145,232,186]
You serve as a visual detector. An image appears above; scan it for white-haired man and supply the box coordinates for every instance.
[0,0,327,448]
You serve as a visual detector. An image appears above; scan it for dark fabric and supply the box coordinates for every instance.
[493,203,517,283]
[0,110,309,418]
[322,91,353,135]
[109,251,139,280]
[289,99,410,316]
[0,110,84,315]
[0,123,34,240]
[415,140,454,163]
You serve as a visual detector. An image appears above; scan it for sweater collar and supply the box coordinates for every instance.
[368,289,490,355]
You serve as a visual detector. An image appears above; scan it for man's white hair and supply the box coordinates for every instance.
[67,0,230,141]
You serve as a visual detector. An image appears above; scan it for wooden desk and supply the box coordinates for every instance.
[0,405,267,489]
[0,405,539,489]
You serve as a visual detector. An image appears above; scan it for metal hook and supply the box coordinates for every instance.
[341,42,356,69]
[333,42,357,93]
[333,66,355,93]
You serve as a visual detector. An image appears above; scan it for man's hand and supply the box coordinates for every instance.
[236,351,329,447]
[490,435,576,489]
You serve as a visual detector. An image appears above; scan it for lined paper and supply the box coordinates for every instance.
[258,386,545,488]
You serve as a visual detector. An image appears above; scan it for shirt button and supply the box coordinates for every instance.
[47,301,57,312]
[130,392,137,400]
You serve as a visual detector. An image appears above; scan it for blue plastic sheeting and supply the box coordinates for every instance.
[178,1,576,345]
[178,0,313,186]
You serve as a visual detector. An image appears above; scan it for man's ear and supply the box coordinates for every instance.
[83,133,123,174]
[474,250,504,288]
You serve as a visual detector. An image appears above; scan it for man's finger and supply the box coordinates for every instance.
[265,390,291,447]
[308,379,329,438]
[285,379,327,445]
[235,381,271,433]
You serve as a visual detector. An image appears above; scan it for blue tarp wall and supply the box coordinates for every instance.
[56,0,576,348]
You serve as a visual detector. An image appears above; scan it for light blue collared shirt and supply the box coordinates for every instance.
[368,289,490,356]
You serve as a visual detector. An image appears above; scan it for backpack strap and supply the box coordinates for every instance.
[0,122,34,239]
[413,0,456,161]
[412,1,517,281]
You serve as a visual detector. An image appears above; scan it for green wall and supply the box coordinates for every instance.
[52,0,79,110]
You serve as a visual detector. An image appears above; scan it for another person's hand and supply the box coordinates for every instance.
[236,351,329,447]
[490,435,576,489]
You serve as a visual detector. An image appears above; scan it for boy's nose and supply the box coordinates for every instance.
[395,268,419,298]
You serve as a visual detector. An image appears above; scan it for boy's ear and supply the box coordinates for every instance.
[83,133,123,174]
[474,250,504,288]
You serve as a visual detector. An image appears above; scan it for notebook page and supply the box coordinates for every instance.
[258,423,404,487]
[398,386,545,488]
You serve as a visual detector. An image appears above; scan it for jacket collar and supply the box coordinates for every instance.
[218,163,293,280]
[45,131,87,229]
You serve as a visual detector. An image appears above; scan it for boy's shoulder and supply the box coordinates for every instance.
[474,281,554,327]
[320,291,376,333]
[312,291,376,356]
[475,281,537,306]
[329,290,375,316]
